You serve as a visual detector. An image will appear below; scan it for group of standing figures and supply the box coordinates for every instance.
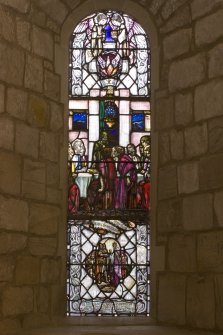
[85,241,130,292]
[68,132,151,214]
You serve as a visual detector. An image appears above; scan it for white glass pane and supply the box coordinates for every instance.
[69,100,88,109]
[68,116,72,130]
[131,101,150,110]
[88,141,94,163]
[130,84,138,95]
[145,114,151,131]
[119,115,130,147]
[89,101,99,115]
[90,89,100,97]
[123,75,134,88]
[85,75,96,89]
[89,115,99,141]
[119,89,129,97]
[69,131,87,143]
[100,90,106,97]
[119,100,129,115]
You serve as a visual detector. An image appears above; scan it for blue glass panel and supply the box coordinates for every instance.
[72,111,87,130]
[132,113,145,131]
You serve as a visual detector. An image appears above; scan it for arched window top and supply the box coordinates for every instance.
[69,11,150,97]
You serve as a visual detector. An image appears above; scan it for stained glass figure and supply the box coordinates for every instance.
[67,10,151,316]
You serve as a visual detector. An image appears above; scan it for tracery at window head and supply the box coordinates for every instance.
[67,10,151,316]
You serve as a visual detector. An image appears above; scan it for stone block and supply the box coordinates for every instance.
[149,0,165,15]
[2,286,33,316]
[44,70,60,101]
[0,256,14,281]
[15,123,39,159]
[185,123,208,158]
[191,0,223,19]
[15,256,39,285]
[29,4,46,27]
[175,92,193,126]
[32,25,53,60]
[155,96,174,130]
[198,231,223,272]
[209,43,223,79]
[158,165,177,200]
[0,232,27,254]
[0,83,4,113]
[41,258,60,283]
[199,153,223,190]
[195,79,223,121]
[6,87,27,120]
[23,313,50,329]
[0,5,15,42]
[160,5,191,34]
[209,116,223,153]
[40,131,59,162]
[161,0,188,20]
[169,54,206,92]
[25,54,43,93]
[46,162,60,187]
[0,116,14,150]
[187,275,215,329]
[22,180,45,200]
[46,17,60,34]
[170,129,184,160]
[23,159,46,184]
[0,152,21,195]
[163,28,192,60]
[215,274,223,330]
[63,0,81,9]
[158,198,181,232]
[195,9,223,46]
[28,94,50,128]
[0,0,30,13]
[0,40,25,86]
[46,187,61,205]
[37,0,68,24]
[159,132,170,165]
[37,286,49,313]
[158,273,186,325]
[44,59,53,71]
[214,191,223,227]
[50,284,66,315]
[29,237,57,256]
[50,101,63,131]
[0,318,21,334]
[16,17,31,50]
[0,196,28,232]
[29,203,59,235]
[168,234,196,272]
[177,161,199,194]
[182,193,213,231]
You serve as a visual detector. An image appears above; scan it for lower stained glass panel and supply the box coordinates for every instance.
[67,99,150,316]
[67,219,150,315]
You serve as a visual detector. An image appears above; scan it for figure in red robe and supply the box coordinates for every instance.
[111,146,137,209]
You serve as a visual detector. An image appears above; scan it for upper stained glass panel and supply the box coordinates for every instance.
[69,11,150,97]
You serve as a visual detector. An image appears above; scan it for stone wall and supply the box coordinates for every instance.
[0,0,223,333]
[0,0,64,333]
[155,0,223,332]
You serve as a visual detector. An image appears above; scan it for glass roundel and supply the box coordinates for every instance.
[67,10,151,317]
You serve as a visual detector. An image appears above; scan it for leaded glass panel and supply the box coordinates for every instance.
[67,10,150,316]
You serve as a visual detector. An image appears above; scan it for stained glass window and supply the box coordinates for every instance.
[67,10,151,316]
